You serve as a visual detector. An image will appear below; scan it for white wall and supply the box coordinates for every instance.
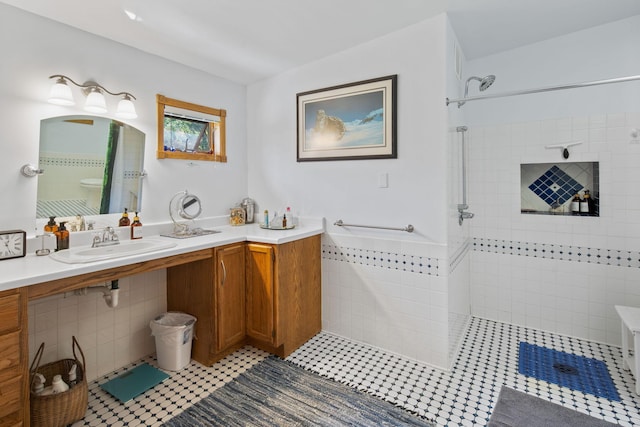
[0,3,248,235]
[0,4,248,378]
[461,16,640,345]
[247,14,454,368]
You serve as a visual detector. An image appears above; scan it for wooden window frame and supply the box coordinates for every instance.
[156,94,227,162]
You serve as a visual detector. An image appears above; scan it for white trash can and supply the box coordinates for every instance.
[150,312,197,371]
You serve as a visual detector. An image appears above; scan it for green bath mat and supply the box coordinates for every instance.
[100,363,170,402]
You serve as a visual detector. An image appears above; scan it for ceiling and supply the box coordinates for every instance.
[3,0,640,84]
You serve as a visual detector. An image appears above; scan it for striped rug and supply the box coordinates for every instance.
[163,356,435,426]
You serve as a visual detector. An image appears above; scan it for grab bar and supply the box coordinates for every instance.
[334,219,414,233]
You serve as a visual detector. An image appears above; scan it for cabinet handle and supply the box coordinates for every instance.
[221,259,227,286]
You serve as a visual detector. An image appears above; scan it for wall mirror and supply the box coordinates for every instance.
[37,115,145,219]
[156,94,227,162]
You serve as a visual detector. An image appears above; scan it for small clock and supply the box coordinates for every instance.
[0,230,26,260]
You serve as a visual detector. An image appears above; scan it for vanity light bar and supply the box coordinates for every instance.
[48,75,138,119]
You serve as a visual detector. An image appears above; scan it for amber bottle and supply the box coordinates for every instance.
[131,212,143,239]
[119,208,131,227]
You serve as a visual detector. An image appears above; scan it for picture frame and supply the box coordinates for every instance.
[296,75,397,161]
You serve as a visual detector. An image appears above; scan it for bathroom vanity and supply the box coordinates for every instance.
[0,220,323,426]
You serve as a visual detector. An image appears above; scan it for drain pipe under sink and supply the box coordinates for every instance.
[75,280,120,308]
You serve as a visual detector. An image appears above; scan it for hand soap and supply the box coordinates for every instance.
[55,221,69,251]
[131,212,143,239]
[44,216,58,233]
[119,208,131,227]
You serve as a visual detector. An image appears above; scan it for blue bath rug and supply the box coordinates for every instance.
[100,363,170,403]
[518,342,620,401]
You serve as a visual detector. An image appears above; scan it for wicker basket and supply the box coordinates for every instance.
[29,336,88,427]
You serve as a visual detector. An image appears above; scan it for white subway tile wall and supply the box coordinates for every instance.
[468,112,640,346]
[28,269,167,382]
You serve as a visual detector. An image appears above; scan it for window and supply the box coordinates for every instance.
[156,95,227,162]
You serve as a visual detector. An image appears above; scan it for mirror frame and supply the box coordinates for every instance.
[156,94,227,162]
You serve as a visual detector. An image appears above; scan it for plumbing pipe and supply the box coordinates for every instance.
[78,280,120,308]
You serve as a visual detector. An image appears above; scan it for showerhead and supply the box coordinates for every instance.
[458,74,497,107]
[478,75,495,91]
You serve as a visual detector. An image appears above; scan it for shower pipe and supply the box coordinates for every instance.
[334,219,414,233]
[456,126,474,226]
[446,74,640,107]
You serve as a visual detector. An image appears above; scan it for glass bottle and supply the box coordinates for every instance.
[55,221,69,251]
[119,208,131,226]
[570,194,581,215]
[131,212,143,239]
[44,216,58,233]
[580,190,591,215]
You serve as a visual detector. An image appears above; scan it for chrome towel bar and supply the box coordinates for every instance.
[334,219,414,233]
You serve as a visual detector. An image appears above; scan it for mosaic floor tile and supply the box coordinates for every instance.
[73,318,640,426]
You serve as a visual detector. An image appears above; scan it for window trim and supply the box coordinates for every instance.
[156,94,227,162]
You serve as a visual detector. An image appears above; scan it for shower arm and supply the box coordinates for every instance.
[446,74,640,107]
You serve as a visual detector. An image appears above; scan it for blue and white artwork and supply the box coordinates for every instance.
[303,90,385,150]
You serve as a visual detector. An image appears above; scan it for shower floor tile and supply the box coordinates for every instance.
[73,317,640,426]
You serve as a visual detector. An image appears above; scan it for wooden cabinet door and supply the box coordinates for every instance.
[215,243,246,352]
[245,243,275,344]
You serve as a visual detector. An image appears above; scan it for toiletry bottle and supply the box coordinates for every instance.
[282,213,287,228]
[68,364,77,388]
[32,373,46,395]
[264,210,269,228]
[55,221,69,251]
[119,208,130,227]
[580,191,590,215]
[50,374,69,394]
[570,194,581,215]
[131,212,143,239]
[44,216,58,233]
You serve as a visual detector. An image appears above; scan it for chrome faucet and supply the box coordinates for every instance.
[92,226,120,248]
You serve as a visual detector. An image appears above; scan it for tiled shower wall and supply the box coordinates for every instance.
[468,112,640,346]
[321,233,450,369]
[28,269,167,382]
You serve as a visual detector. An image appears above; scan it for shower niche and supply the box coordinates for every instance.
[520,162,599,216]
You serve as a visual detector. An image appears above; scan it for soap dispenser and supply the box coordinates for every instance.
[55,222,69,251]
[131,212,142,239]
[119,208,131,227]
[44,216,58,233]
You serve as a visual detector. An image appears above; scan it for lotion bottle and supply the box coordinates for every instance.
[580,191,590,215]
[44,216,58,233]
[119,208,130,227]
[55,222,69,251]
[131,212,143,239]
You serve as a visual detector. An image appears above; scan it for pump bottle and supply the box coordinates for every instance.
[131,212,143,239]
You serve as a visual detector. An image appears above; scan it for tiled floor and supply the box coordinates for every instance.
[73,317,640,426]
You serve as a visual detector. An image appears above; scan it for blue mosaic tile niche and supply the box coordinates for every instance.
[521,162,599,215]
[528,165,583,206]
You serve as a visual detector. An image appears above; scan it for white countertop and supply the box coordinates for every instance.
[0,218,324,292]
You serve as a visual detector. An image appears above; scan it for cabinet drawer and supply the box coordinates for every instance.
[0,331,20,371]
[0,368,22,420]
[0,293,20,335]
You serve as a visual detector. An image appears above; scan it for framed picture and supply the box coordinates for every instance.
[297,75,397,161]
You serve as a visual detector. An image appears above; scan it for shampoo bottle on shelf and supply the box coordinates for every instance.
[570,194,581,215]
[119,208,130,227]
[131,212,143,239]
[580,190,590,215]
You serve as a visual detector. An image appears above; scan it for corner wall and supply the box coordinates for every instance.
[247,14,453,368]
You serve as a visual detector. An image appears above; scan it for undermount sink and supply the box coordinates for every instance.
[50,238,178,264]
